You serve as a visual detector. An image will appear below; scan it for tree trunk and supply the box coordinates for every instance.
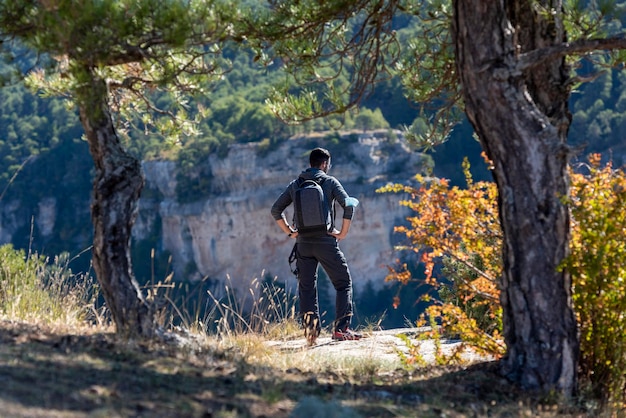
[453,1,578,395]
[76,70,153,338]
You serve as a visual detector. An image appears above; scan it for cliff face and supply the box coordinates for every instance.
[136,131,427,290]
[1,130,428,292]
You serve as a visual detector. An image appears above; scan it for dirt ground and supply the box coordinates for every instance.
[0,320,588,417]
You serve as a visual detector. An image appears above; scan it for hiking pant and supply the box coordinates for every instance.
[296,237,353,332]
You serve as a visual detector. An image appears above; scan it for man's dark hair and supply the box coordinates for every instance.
[310,147,331,168]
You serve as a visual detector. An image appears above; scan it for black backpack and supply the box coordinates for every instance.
[292,177,332,237]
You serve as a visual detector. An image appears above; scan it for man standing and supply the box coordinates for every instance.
[271,147,361,345]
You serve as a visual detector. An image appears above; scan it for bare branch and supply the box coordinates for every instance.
[516,36,626,73]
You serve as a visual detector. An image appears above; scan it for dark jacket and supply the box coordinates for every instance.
[271,168,355,238]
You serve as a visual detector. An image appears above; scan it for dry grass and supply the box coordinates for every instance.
[0,246,101,329]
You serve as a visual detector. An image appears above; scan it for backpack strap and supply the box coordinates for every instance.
[288,243,299,276]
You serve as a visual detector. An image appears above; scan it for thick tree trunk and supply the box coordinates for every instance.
[76,71,153,338]
[453,1,578,394]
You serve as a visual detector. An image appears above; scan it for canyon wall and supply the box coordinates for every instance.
[136,130,428,291]
[0,130,429,293]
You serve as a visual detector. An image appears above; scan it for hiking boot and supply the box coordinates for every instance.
[304,325,320,346]
[302,312,320,346]
[332,328,362,341]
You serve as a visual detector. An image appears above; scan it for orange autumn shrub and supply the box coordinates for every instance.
[378,158,505,359]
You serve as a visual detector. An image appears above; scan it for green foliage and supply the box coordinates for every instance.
[395,332,428,368]
[248,0,401,123]
[0,0,248,164]
[561,154,626,407]
[393,2,462,148]
[0,72,81,186]
[174,132,218,203]
[0,136,94,277]
[247,0,626,155]
[570,68,626,154]
[563,0,626,43]
[0,244,97,325]
[354,107,390,132]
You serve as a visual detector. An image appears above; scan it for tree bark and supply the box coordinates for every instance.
[453,1,578,395]
[76,70,153,338]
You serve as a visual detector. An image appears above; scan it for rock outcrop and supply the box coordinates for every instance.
[136,130,428,291]
[1,130,428,293]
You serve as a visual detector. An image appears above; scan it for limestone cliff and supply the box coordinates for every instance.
[0,130,428,294]
[136,130,428,291]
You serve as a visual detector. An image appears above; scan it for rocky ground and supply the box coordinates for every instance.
[265,327,492,368]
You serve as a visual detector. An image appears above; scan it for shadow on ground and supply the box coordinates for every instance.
[0,321,584,417]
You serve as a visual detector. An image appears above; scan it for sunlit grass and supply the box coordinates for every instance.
[0,244,100,331]
[148,269,303,339]
[0,243,304,358]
